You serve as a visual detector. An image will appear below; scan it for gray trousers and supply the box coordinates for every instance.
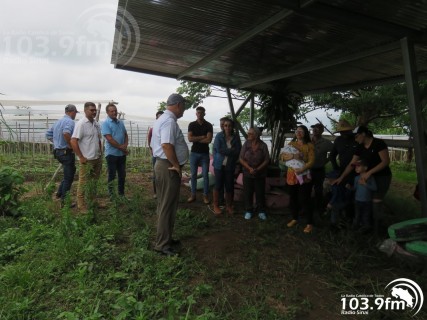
[154,159,181,251]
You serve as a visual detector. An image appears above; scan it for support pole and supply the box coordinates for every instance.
[250,95,255,128]
[226,88,247,139]
[401,37,427,215]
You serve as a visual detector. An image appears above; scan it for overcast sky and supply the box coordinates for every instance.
[0,0,332,128]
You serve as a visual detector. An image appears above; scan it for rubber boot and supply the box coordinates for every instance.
[225,192,234,215]
[212,190,222,215]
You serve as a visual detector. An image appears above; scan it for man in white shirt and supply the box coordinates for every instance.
[71,102,102,212]
[151,93,189,256]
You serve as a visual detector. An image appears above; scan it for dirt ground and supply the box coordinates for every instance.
[130,169,425,319]
[56,169,423,319]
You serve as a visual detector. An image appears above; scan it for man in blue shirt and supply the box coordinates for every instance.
[101,103,129,199]
[46,104,78,207]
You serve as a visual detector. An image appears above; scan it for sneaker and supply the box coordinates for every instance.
[244,212,252,220]
[258,212,267,220]
[303,224,313,233]
[287,219,298,228]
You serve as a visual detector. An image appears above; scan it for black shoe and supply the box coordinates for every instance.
[155,248,178,256]
[170,239,181,247]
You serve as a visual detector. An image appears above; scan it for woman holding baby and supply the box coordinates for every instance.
[281,125,315,233]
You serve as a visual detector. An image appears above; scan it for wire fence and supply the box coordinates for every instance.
[0,118,414,163]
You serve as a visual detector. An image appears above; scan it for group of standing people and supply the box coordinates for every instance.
[47,102,129,212]
[48,93,392,257]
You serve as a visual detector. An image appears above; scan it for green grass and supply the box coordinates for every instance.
[0,155,426,319]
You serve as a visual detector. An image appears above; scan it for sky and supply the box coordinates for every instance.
[0,0,332,129]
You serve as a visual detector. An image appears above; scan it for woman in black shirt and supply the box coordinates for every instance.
[334,126,392,234]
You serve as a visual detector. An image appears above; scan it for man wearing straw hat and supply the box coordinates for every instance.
[329,119,358,183]
[46,104,79,208]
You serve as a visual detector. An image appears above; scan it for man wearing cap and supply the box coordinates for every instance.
[187,106,213,204]
[46,104,79,207]
[101,103,129,200]
[151,93,189,256]
[310,123,333,215]
[71,102,103,212]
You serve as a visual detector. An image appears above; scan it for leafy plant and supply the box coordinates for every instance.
[0,167,26,216]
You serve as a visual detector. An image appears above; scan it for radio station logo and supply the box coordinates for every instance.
[340,278,424,316]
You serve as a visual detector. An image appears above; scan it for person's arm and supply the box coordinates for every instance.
[329,142,339,171]
[46,127,53,142]
[365,177,378,191]
[199,131,213,144]
[255,143,270,172]
[71,138,87,164]
[333,154,359,185]
[162,143,181,177]
[104,134,127,152]
[361,149,390,182]
[63,132,72,149]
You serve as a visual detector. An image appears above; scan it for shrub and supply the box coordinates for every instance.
[0,167,26,216]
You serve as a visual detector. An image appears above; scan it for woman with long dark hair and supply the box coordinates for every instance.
[211,118,241,215]
[281,125,315,233]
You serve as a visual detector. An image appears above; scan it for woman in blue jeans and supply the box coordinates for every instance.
[239,127,270,220]
[211,118,241,215]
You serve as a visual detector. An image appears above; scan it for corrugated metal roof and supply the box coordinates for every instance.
[111,0,427,94]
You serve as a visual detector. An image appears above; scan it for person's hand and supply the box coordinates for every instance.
[294,168,303,174]
[345,183,351,189]
[79,157,88,164]
[360,172,371,182]
[293,152,303,161]
[168,165,182,178]
[332,177,342,185]
[327,203,332,209]
[249,167,257,175]
[280,153,293,161]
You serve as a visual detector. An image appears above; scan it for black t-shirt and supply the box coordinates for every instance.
[330,135,358,171]
[354,138,392,177]
[188,120,213,154]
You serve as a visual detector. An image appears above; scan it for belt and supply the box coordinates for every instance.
[55,148,74,152]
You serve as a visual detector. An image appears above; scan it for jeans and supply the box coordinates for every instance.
[353,200,372,228]
[106,155,127,196]
[190,152,210,195]
[243,175,266,213]
[214,167,234,193]
[56,151,76,201]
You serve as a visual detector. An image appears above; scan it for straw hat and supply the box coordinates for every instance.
[334,119,354,133]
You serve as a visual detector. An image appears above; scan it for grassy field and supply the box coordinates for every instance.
[0,154,425,319]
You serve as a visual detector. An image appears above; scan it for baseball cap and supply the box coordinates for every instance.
[166,93,186,106]
[65,104,78,113]
[311,123,324,130]
[353,126,370,135]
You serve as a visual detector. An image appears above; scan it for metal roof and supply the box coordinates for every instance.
[111,0,427,94]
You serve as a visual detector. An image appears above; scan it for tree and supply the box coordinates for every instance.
[305,83,424,134]
[258,86,303,164]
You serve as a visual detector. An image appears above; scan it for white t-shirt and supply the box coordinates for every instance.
[72,116,102,160]
[151,110,189,165]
